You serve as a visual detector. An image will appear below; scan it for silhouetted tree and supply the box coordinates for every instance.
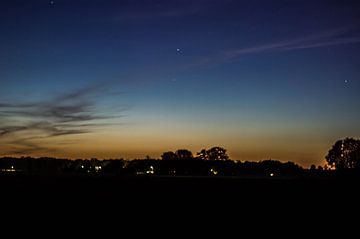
[197,147,229,161]
[175,149,193,160]
[197,149,208,160]
[207,147,229,161]
[161,151,177,160]
[326,138,360,169]
[350,148,360,168]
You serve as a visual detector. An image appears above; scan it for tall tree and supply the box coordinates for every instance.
[197,149,209,160]
[326,138,360,169]
[197,147,229,161]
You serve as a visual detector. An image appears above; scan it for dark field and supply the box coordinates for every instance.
[2,174,358,205]
[2,174,359,230]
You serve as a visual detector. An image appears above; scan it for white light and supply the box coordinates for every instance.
[81,165,84,168]
[11,166,14,169]
[270,173,274,177]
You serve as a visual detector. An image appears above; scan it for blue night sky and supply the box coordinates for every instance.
[1,0,360,167]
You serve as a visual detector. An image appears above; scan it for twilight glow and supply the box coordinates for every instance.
[1,0,360,167]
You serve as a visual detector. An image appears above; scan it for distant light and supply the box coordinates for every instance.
[81,165,84,169]
[11,166,14,169]
[270,173,274,177]
[210,168,218,175]
[150,166,154,170]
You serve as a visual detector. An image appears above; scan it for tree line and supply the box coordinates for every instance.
[0,146,303,176]
[1,139,359,176]
[0,156,303,177]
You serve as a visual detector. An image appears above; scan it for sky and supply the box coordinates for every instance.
[1,0,360,167]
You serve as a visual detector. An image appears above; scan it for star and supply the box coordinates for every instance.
[344,80,348,83]
[176,48,181,53]
[49,0,55,6]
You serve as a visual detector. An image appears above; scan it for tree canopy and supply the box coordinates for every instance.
[197,146,229,161]
[326,138,360,169]
[175,149,193,160]
[161,151,177,160]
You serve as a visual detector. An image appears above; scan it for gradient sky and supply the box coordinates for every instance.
[1,0,360,167]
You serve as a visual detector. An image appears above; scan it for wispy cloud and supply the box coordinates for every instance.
[3,139,53,156]
[0,84,124,155]
[0,126,27,137]
[193,26,360,67]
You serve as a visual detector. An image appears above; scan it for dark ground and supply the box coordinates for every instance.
[1,173,358,204]
[1,174,359,230]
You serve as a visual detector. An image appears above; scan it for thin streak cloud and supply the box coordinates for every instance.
[194,27,360,67]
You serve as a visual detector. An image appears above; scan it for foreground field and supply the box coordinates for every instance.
[2,174,358,203]
[1,173,359,230]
